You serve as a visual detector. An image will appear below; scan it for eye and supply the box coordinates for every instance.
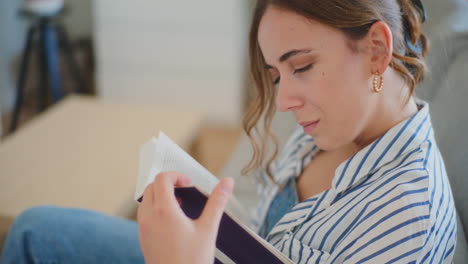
[273,77,280,85]
[293,64,313,74]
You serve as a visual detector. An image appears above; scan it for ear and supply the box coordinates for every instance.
[365,21,393,75]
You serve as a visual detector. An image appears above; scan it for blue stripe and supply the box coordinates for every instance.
[432,161,449,239]
[342,215,429,261]
[423,138,432,168]
[443,244,455,261]
[333,148,422,203]
[274,194,323,230]
[315,250,326,263]
[304,250,314,264]
[431,156,445,224]
[335,155,355,188]
[316,170,427,250]
[335,156,424,204]
[291,130,307,144]
[289,200,317,213]
[431,195,455,263]
[428,177,451,263]
[352,230,427,263]
[337,119,431,202]
[369,111,425,174]
[395,113,429,157]
[297,209,330,243]
[274,215,306,229]
[421,155,446,262]
[438,215,456,263]
[348,135,385,186]
[294,191,331,242]
[308,190,329,216]
[435,209,455,263]
[423,121,432,142]
[330,201,430,262]
[300,167,426,246]
[299,146,317,173]
[288,234,295,262]
[277,143,303,171]
[276,155,297,172]
[280,237,288,252]
[271,236,282,248]
[328,185,428,251]
[428,147,437,210]
[353,186,429,229]
[387,246,424,263]
[302,196,319,204]
[297,239,305,264]
[418,152,437,252]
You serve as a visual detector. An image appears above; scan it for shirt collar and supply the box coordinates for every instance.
[332,98,433,194]
[269,126,317,186]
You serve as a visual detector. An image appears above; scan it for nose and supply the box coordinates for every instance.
[275,78,304,112]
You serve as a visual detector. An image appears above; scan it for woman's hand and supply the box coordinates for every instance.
[137,171,234,264]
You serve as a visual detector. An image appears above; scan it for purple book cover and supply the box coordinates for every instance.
[175,187,287,264]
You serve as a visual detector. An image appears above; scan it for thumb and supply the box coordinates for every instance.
[198,178,234,233]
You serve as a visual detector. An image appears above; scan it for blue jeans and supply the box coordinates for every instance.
[1,206,144,264]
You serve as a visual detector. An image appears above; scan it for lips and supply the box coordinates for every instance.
[299,120,320,127]
[299,120,320,133]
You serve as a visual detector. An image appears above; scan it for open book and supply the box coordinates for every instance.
[134,131,293,263]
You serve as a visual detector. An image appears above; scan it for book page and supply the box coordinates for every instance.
[135,131,249,222]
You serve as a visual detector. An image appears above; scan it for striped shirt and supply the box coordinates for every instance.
[250,98,457,263]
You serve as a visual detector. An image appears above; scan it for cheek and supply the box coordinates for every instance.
[330,54,370,112]
[317,105,368,151]
[314,56,371,149]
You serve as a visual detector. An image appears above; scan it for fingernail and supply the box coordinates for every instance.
[221,178,234,195]
[183,175,192,185]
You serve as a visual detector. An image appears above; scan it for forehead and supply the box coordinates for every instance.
[258,7,345,61]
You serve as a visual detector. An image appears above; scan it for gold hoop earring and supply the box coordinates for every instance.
[373,72,384,93]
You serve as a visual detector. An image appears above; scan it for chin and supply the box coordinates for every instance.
[314,136,348,152]
[313,137,331,151]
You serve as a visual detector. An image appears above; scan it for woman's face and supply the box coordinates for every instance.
[258,7,378,151]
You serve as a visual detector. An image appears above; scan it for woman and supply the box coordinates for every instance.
[1,0,456,263]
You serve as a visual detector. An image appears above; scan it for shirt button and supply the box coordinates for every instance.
[323,200,331,208]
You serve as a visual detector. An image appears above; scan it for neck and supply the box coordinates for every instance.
[351,69,419,151]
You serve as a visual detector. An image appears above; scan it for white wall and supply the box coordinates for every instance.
[0,0,93,113]
[63,0,94,38]
[0,0,27,112]
[94,0,248,126]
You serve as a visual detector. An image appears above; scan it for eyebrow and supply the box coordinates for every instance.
[265,49,312,69]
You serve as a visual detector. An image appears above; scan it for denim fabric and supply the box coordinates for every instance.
[0,206,144,264]
[259,178,298,238]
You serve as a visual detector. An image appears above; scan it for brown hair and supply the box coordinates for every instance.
[242,0,430,182]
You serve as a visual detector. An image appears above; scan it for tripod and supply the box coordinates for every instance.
[10,8,86,132]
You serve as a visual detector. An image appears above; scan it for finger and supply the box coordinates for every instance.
[137,182,154,221]
[175,172,192,187]
[198,178,234,233]
[142,182,155,205]
[153,171,191,207]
